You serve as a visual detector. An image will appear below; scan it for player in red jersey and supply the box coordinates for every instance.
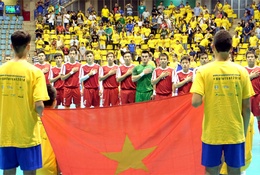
[79,50,101,108]
[60,47,82,108]
[99,52,119,107]
[174,55,193,95]
[34,50,51,85]
[151,53,175,100]
[49,53,64,108]
[116,51,136,104]
[245,50,260,133]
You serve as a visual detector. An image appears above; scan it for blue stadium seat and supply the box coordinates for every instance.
[0,36,6,41]
[5,16,10,21]
[3,25,8,29]
[18,16,24,21]
[9,30,15,34]
[10,20,16,25]
[0,45,5,50]
[10,25,15,29]
[5,50,11,56]
[11,16,17,21]
[4,20,9,25]
[0,16,3,21]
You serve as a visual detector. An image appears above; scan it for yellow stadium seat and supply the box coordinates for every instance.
[208,54,213,61]
[155,34,160,39]
[51,61,56,66]
[134,16,139,21]
[234,60,241,65]
[238,48,247,55]
[106,45,113,50]
[141,44,148,50]
[50,35,57,39]
[236,54,244,61]
[241,43,249,49]
[102,60,108,66]
[132,61,139,65]
[64,35,71,40]
[81,61,86,64]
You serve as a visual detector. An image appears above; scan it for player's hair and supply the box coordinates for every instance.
[11,30,31,58]
[123,51,132,57]
[213,30,232,53]
[141,50,150,55]
[54,53,63,59]
[246,50,258,58]
[85,50,94,56]
[180,55,190,62]
[159,53,169,60]
[43,84,57,107]
[106,52,114,57]
[69,47,77,53]
[37,50,45,55]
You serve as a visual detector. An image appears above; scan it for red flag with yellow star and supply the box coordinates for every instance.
[42,94,205,175]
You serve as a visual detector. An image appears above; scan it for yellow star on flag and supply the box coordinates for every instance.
[102,135,157,174]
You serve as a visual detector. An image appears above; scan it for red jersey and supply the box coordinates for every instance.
[116,64,136,90]
[79,63,100,89]
[60,62,81,88]
[50,66,64,90]
[100,65,119,89]
[245,66,260,94]
[175,70,193,95]
[152,67,175,95]
[34,62,51,84]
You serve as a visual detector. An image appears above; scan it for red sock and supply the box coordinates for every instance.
[258,120,260,133]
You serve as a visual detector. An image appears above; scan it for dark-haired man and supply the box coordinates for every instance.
[79,50,100,108]
[60,47,82,108]
[132,50,155,102]
[191,30,254,175]
[0,30,49,175]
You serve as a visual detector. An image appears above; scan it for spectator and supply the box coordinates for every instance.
[63,11,70,28]
[70,35,79,47]
[125,3,133,16]
[56,12,63,26]
[101,5,110,23]
[151,6,158,16]
[36,0,44,15]
[194,2,202,18]
[113,3,119,14]
[142,9,150,21]
[15,1,21,16]
[243,22,253,43]
[157,1,165,14]
[138,1,146,19]
[56,36,64,49]
[35,25,44,38]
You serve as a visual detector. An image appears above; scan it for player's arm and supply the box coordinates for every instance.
[132,68,153,82]
[61,66,79,81]
[50,74,61,83]
[174,75,192,88]
[99,67,116,81]
[79,68,97,83]
[117,67,133,82]
[35,101,44,117]
[249,70,260,80]
[242,97,251,137]
[151,71,169,85]
[191,93,203,108]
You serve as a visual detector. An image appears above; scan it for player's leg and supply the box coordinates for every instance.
[224,143,245,175]
[102,89,110,107]
[92,89,101,107]
[83,88,92,108]
[202,142,223,175]
[72,87,81,108]
[250,95,260,133]
[110,88,119,106]
[120,90,128,105]
[63,87,72,109]
[128,90,136,104]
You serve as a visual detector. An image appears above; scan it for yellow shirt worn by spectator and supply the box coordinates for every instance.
[215,18,222,27]
[249,35,258,47]
[200,38,209,47]
[135,34,143,45]
[94,49,101,61]
[112,33,120,44]
[101,8,110,18]
[232,36,240,48]
[221,17,231,30]
[164,37,171,48]
[235,26,243,36]
[220,115,254,174]
[44,45,51,55]
[91,41,99,49]
[194,33,204,43]
[35,38,44,50]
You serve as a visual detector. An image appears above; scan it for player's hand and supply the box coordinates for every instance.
[185,75,193,83]
[42,68,49,73]
[251,70,260,79]
[99,90,103,96]
[143,68,152,75]
[72,67,79,73]
[89,69,97,76]
[80,89,83,96]
[109,68,117,75]
[126,68,133,75]
[151,95,155,100]
[160,71,169,79]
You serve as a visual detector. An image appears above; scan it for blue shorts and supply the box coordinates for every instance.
[0,145,42,171]
[202,142,245,168]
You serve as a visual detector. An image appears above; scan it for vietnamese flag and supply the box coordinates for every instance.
[42,94,205,175]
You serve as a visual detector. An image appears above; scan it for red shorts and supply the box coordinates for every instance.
[155,93,172,100]
[102,88,119,107]
[83,88,100,107]
[120,89,136,105]
[63,87,81,107]
[56,88,64,106]
[251,94,260,116]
